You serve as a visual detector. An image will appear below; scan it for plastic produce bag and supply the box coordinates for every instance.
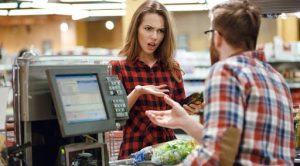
[131,139,198,165]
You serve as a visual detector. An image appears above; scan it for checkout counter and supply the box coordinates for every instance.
[10,52,129,166]
[2,51,299,165]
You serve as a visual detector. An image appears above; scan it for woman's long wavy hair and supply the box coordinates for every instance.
[119,0,182,82]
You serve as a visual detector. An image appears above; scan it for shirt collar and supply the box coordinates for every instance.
[132,58,161,69]
[240,50,266,62]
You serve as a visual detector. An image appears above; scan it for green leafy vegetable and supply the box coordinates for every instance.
[151,139,197,165]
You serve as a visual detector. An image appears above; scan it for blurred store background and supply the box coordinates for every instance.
[0,0,300,158]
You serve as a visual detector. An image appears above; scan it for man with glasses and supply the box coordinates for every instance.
[146,0,295,165]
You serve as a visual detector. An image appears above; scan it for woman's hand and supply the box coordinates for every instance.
[135,84,169,97]
[127,84,169,110]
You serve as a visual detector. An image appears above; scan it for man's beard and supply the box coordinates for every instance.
[210,37,220,66]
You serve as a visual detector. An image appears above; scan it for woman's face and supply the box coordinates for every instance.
[138,13,165,57]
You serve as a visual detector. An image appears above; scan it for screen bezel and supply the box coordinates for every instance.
[46,67,117,137]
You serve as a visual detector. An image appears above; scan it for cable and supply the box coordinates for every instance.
[83,135,97,143]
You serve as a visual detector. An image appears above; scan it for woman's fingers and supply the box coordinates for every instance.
[183,104,202,114]
[156,84,168,88]
[164,95,179,108]
[156,84,169,93]
[183,104,195,114]
[160,89,170,93]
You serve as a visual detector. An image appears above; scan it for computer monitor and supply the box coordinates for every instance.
[46,66,128,137]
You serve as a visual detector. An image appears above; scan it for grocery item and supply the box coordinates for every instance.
[295,107,300,149]
[131,139,198,165]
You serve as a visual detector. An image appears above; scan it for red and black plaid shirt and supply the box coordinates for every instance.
[110,59,185,159]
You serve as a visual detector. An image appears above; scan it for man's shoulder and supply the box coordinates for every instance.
[212,58,241,72]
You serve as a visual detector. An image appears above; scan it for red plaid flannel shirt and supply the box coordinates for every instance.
[110,59,185,159]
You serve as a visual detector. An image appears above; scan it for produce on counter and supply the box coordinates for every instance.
[131,139,198,165]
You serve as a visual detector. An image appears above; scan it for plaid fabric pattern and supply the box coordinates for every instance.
[183,51,295,165]
[110,59,185,159]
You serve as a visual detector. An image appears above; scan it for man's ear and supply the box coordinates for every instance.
[214,31,223,47]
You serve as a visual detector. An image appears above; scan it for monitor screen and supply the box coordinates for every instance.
[55,74,107,123]
[46,66,124,137]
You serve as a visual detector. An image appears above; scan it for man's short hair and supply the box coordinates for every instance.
[210,0,261,50]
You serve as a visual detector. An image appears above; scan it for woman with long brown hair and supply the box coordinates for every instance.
[110,0,199,159]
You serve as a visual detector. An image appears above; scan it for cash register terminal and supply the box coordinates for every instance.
[46,66,129,166]
[12,54,129,166]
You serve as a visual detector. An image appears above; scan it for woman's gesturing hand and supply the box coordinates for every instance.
[135,84,169,97]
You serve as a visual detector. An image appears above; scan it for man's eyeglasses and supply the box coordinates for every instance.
[204,29,215,35]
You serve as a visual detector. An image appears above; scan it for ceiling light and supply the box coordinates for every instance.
[19,0,48,2]
[0,10,8,16]
[165,4,209,12]
[60,0,104,2]
[158,0,205,4]
[53,8,77,15]
[36,0,48,2]
[72,11,89,20]
[295,12,300,18]
[0,3,18,9]
[89,9,125,17]
[206,0,228,9]
[9,9,53,15]
[60,22,69,32]
[60,0,126,2]
[103,0,126,2]
[20,2,54,8]
[105,20,114,30]
[280,13,288,19]
[29,2,72,10]
[72,3,126,10]
[19,2,33,8]
[19,2,85,15]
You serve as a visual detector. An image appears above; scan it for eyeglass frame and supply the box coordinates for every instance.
[204,29,215,35]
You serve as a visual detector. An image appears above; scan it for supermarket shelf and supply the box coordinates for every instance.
[267,55,300,63]
[268,60,300,64]
[0,65,12,71]
[183,68,210,81]
[183,81,205,96]
[183,75,206,81]
[288,82,300,89]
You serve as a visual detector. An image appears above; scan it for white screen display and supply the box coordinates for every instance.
[55,74,107,123]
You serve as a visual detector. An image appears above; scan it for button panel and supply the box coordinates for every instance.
[106,77,123,96]
[112,99,128,118]
[106,76,128,118]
